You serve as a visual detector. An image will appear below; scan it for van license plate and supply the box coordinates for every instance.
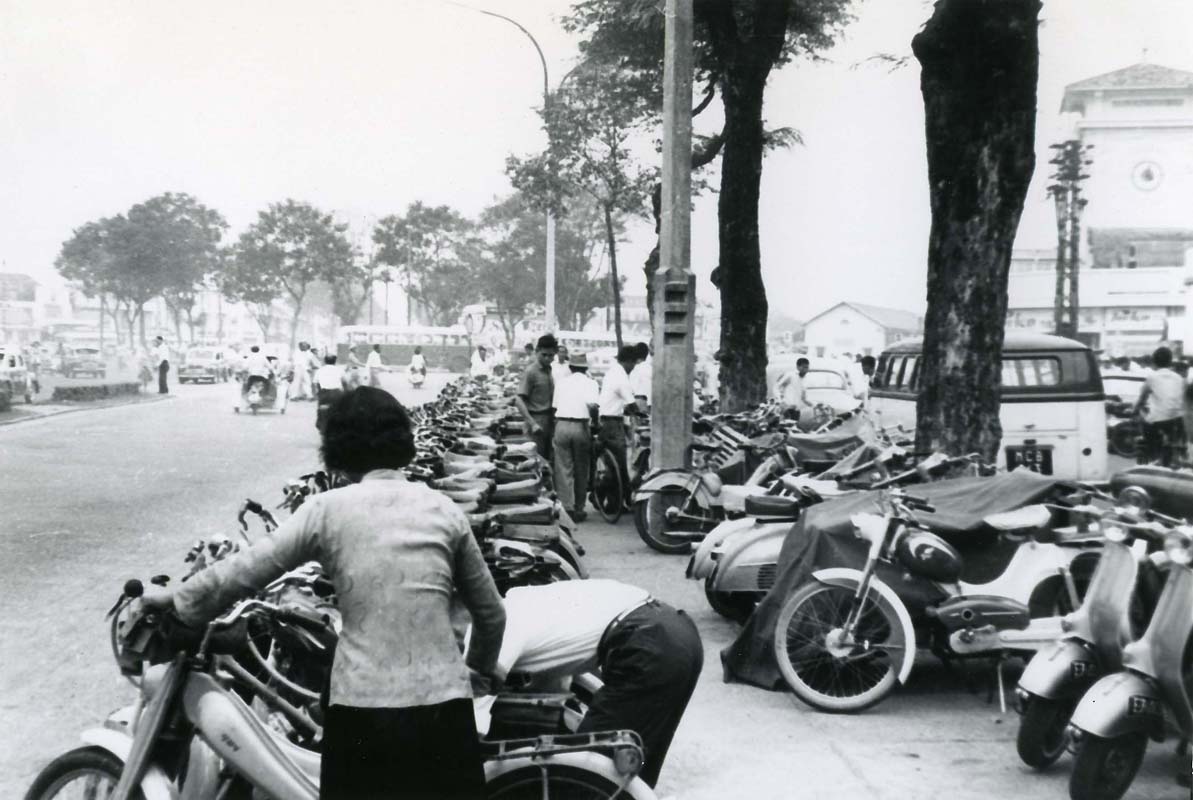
[1006,446,1053,475]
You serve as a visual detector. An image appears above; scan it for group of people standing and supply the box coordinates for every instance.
[510,334,652,522]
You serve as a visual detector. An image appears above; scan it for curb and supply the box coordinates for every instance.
[0,393,176,427]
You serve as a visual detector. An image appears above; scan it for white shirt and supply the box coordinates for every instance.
[598,362,637,417]
[551,360,572,385]
[776,371,807,408]
[486,580,650,681]
[410,353,427,371]
[471,351,492,378]
[366,350,383,369]
[243,352,272,378]
[314,364,345,391]
[553,370,599,419]
[1143,368,1184,423]
[152,343,169,367]
[631,357,652,404]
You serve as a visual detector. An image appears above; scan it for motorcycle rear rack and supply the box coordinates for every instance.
[482,729,644,763]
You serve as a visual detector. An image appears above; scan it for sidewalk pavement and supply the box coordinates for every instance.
[0,392,174,427]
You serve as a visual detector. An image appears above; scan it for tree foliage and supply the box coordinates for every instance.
[224,200,355,349]
[373,202,480,327]
[561,0,855,410]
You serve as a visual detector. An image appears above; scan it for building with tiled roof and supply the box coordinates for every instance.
[802,301,922,359]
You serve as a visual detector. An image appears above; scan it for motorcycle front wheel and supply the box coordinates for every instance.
[1016,694,1074,768]
[773,582,903,713]
[486,763,647,799]
[24,746,145,800]
[1068,732,1147,800]
[590,449,624,523]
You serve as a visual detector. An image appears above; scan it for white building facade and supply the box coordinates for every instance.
[1008,63,1193,356]
[802,301,922,359]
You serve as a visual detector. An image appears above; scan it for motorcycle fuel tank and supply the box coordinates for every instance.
[895,529,963,583]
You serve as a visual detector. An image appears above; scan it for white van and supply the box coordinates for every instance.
[870,332,1108,481]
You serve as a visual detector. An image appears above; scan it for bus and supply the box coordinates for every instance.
[335,325,473,373]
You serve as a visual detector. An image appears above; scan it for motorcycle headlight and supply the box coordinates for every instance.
[612,744,642,777]
[1103,525,1128,544]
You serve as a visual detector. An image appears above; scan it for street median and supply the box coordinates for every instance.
[49,382,144,403]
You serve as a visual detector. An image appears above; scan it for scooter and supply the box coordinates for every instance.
[1014,492,1169,768]
[1066,519,1193,800]
[23,583,654,800]
[772,488,1102,713]
[408,363,426,388]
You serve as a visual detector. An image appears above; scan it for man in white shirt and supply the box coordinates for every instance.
[291,342,313,400]
[470,579,703,789]
[314,354,346,432]
[1134,346,1185,466]
[630,342,652,408]
[470,345,492,379]
[551,353,599,520]
[551,344,572,385]
[152,336,170,394]
[365,344,386,388]
[849,355,876,407]
[597,346,643,505]
[774,357,810,418]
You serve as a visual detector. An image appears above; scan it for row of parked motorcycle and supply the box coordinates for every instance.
[623,399,1191,799]
[24,375,659,800]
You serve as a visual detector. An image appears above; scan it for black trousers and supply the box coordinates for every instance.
[530,411,554,461]
[598,418,629,501]
[321,699,486,800]
[1142,417,1185,466]
[578,601,704,787]
[158,361,169,394]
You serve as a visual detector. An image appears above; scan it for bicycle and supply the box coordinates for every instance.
[589,420,651,524]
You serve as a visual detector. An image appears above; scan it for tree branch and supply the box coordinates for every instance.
[692,77,718,117]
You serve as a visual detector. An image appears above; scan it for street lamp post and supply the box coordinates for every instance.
[470,7,556,332]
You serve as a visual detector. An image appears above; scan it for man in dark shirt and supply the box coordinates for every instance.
[516,334,557,460]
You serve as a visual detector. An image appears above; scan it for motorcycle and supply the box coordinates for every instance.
[235,371,288,416]
[1066,512,1193,800]
[772,487,1102,713]
[1014,489,1170,768]
[23,582,654,800]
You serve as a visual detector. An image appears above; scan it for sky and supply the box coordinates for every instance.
[2,0,1191,323]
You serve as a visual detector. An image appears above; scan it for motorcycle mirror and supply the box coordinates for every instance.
[150,574,170,587]
[1117,485,1152,512]
[123,579,144,598]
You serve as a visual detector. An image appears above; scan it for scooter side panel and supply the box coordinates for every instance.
[1018,638,1101,701]
[631,471,709,508]
[688,517,758,580]
[484,751,655,800]
[79,729,177,800]
[712,524,788,594]
[1069,670,1162,739]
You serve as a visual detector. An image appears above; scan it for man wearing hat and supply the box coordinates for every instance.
[515,333,558,459]
[551,352,599,521]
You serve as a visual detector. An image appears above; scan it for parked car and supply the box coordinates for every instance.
[0,350,34,404]
[61,346,106,379]
[178,346,230,384]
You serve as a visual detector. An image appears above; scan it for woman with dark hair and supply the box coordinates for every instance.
[152,386,506,799]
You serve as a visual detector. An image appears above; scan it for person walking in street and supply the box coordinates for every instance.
[515,334,557,460]
[1134,345,1185,466]
[468,578,703,788]
[850,355,877,407]
[408,345,428,388]
[314,354,347,433]
[345,345,366,390]
[153,387,507,800]
[551,352,599,522]
[152,336,170,394]
[597,345,642,505]
[366,344,388,388]
[291,342,313,400]
[470,344,493,379]
[551,344,571,385]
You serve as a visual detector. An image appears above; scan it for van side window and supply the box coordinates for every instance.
[900,355,919,391]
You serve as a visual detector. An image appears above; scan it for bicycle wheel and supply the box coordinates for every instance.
[590,449,623,523]
[486,763,642,799]
[773,581,904,713]
[24,746,145,800]
[632,487,714,555]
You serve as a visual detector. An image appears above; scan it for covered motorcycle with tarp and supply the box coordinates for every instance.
[719,469,1095,693]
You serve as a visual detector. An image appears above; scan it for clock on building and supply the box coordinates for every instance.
[1131,160,1163,191]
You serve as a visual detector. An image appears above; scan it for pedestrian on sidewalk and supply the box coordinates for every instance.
[515,334,557,460]
[152,336,170,394]
[597,345,643,504]
[468,578,703,788]
[551,353,598,522]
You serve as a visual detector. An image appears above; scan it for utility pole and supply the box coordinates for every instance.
[1047,140,1092,340]
[651,0,695,470]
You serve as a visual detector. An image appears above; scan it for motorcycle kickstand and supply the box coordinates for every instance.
[983,656,1009,715]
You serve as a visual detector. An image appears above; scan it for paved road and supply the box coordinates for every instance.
[0,384,1183,799]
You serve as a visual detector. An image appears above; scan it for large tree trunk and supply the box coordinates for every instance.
[911,0,1040,460]
[603,204,624,349]
[715,67,770,411]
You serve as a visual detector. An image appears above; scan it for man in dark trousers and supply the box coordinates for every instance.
[470,579,703,788]
[596,345,643,504]
[515,333,557,460]
[152,336,170,394]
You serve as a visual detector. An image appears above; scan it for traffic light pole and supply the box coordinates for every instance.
[651,0,695,471]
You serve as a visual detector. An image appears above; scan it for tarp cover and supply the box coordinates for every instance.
[720,468,1067,690]
[785,414,876,465]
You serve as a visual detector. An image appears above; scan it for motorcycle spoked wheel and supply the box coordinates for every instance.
[590,449,624,524]
[633,487,716,555]
[1016,694,1076,769]
[485,763,640,799]
[1068,732,1148,800]
[773,582,903,713]
[1108,423,1139,458]
[23,746,146,800]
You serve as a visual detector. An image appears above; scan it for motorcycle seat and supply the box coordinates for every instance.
[744,495,801,519]
[780,474,848,497]
[721,484,771,514]
[983,504,1051,532]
